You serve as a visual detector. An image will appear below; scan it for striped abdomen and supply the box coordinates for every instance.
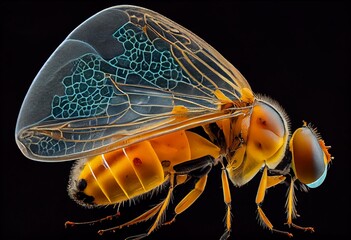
[68,130,220,207]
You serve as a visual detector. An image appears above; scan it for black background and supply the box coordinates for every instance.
[1,1,349,240]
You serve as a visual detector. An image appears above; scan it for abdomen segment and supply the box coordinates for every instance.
[69,140,166,206]
[68,130,220,207]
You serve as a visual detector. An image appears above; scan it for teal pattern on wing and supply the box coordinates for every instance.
[51,22,189,120]
[52,56,113,119]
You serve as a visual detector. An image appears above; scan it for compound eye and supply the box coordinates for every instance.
[290,123,332,188]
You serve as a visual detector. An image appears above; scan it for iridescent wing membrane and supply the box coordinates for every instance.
[15,5,251,161]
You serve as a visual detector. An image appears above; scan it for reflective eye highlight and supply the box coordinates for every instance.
[306,164,328,188]
[290,122,332,188]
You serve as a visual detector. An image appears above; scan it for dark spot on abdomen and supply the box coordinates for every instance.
[75,191,95,205]
[77,179,87,191]
[133,157,142,166]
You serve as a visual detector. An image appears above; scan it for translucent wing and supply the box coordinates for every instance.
[15,5,251,161]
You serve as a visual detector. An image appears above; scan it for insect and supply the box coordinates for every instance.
[15,5,333,240]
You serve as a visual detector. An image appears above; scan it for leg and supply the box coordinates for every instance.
[172,155,214,174]
[98,173,175,239]
[256,166,293,237]
[170,155,215,220]
[166,158,233,240]
[164,161,213,225]
[105,156,214,238]
[172,157,233,240]
[220,168,232,240]
[285,178,314,232]
[164,173,208,226]
[65,211,121,228]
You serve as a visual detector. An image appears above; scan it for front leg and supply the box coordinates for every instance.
[256,166,293,237]
[286,178,315,232]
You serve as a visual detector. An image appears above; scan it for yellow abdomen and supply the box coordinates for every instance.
[68,130,220,206]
